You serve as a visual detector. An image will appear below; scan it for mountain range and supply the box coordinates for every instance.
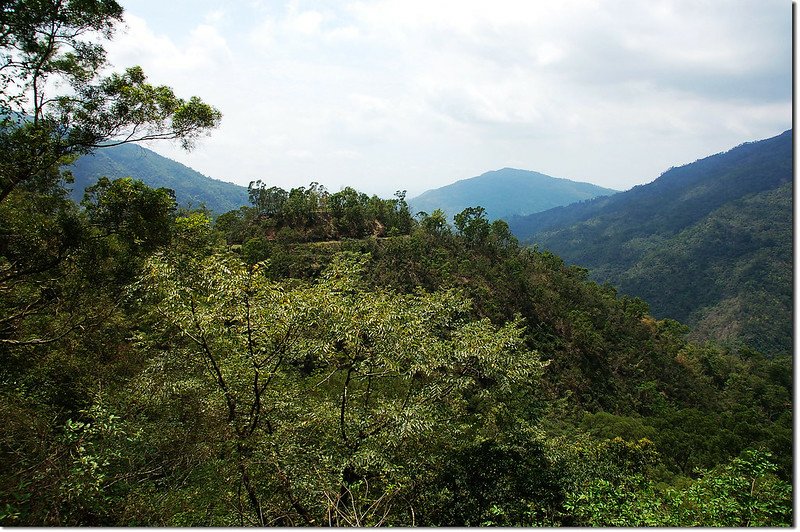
[67,143,249,214]
[509,129,793,355]
[65,132,792,355]
[70,151,619,223]
[408,168,617,221]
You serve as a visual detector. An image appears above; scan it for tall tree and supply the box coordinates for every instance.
[0,0,222,202]
[0,0,221,345]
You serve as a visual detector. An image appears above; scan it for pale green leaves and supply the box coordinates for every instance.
[68,66,222,150]
[135,249,546,524]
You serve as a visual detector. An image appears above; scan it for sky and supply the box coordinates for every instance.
[105,0,792,198]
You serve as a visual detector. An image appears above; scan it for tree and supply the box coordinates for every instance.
[383,190,411,234]
[417,209,450,238]
[453,206,490,245]
[280,183,327,231]
[559,444,792,527]
[248,180,287,217]
[82,177,176,251]
[667,449,792,527]
[488,219,518,251]
[329,187,369,237]
[0,0,222,202]
[134,251,545,525]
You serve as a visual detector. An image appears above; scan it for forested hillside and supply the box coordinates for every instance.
[3,170,792,525]
[0,1,792,527]
[68,143,249,214]
[409,167,617,221]
[509,130,792,354]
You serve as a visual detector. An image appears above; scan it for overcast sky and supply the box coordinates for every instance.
[107,0,791,198]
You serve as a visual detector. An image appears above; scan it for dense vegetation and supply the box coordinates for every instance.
[216,180,414,248]
[509,130,792,355]
[409,167,617,221]
[68,142,249,214]
[2,175,792,525]
[0,1,792,527]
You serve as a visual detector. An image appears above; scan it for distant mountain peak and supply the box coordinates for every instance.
[409,168,617,221]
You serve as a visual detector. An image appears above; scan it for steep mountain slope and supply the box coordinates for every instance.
[508,130,792,354]
[67,143,249,214]
[409,167,617,221]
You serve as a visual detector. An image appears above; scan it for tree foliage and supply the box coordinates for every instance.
[129,250,544,525]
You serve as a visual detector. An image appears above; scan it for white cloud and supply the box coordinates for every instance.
[108,0,790,198]
[331,149,362,160]
[204,8,226,24]
[108,14,232,74]
[287,148,314,159]
[248,17,276,49]
[287,10,324,35]
[535,42,566,66]
[324,25,361,41]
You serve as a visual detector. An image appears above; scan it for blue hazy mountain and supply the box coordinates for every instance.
[408,168,617,222]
